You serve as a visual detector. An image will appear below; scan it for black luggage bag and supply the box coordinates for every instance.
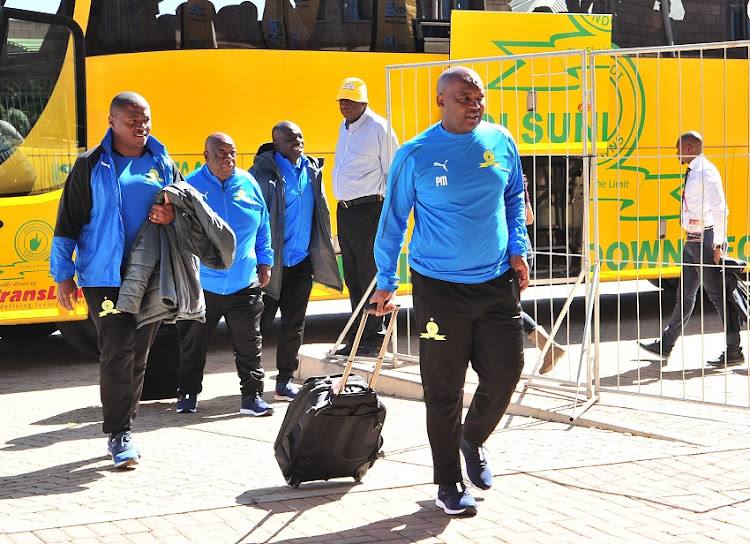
[274,305,398,488]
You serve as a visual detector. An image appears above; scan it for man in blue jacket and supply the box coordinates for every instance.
[51,91,177,468]
[250,121,342,402]
[176,132,274,416]
[370,67,529,516]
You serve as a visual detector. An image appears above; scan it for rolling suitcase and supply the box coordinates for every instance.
[274,304,399,488]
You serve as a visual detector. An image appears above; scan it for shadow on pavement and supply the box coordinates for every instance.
[234,498,453,544]
[0,457,107,499]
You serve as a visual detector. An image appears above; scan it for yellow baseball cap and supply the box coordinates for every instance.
[336,77,368,103]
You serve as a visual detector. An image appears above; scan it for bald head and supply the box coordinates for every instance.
[110,91,149,115]
[437,66,484,95]
[272,121,304,163]
[676,131,703,164]
[205,132,234,152]
[204,132,236,181]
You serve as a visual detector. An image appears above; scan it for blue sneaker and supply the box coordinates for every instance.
[435,483,477,516]
[240,393,274,416]
[460,438,493,490]
[176,393,197,413]
[274,379,300,401]
[107,431,140,468]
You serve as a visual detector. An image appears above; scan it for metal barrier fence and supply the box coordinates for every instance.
[375,51,599,414]
[589,41,750,409]
[335,41,750,414]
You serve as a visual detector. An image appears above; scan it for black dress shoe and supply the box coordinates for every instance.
[706,349,745,367]
[638,339,671,361]
[335,343,353,356]
[357,344,380,357]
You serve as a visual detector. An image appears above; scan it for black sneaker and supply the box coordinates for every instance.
[176,393,197,413]
[435,483,477,516]
[460,438,492,490]
[638,339,671,361]
[707,349,745,367]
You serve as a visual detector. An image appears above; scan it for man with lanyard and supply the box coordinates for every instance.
[175,133,275,416]
[332,77,399,356]
[640,131,743,367]
[51,91,176,468]
[250,121,342,402]
[370,67,529,516]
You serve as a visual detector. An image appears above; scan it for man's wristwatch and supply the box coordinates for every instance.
[712,242,727,251]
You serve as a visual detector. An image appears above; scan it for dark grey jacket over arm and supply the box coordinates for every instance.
[116,179,236,327]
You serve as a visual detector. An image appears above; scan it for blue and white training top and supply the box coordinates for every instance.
[374,121,527,291]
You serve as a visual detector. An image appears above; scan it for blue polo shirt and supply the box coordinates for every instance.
[112,150,164,261]
[276,152,314,267]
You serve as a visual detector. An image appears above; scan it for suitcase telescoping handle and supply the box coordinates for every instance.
[336,303,400,395]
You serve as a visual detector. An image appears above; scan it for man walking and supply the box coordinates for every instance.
[640,131,743,367]
[250,121,342,401]
[176,132,275,416]
[333,77,399,356]
[370,67,529,516]
[51,91,177,468]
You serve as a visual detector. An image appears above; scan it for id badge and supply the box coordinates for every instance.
[687,218,703,241]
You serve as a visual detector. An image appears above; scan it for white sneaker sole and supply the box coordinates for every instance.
[435,497,476,516]
[112,455,139,469]
[274,393,295,402]
[239,408,274,416]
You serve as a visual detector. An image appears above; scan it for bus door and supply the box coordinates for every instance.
[0,5,86,334]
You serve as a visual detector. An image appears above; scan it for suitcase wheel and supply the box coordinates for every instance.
[286,475,302,488]
[354,462,369,482]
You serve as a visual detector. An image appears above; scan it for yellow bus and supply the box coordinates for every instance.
[3,1,748,360]
[0,0,445,355]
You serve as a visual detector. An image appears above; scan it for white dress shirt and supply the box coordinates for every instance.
[681,154,728,245]
[332,107,399,201]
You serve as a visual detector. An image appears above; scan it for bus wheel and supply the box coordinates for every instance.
[647,278,679,291]
[56,317,99,359]
[0,323,58,339]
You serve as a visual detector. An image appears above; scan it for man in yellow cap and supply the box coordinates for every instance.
[332,77,399,356]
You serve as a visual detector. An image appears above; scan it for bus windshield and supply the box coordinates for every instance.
[85,0,434,54]
[0,4,82,197]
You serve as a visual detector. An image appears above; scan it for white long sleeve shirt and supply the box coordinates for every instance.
[681,154,728,245]
[332,107,399,201]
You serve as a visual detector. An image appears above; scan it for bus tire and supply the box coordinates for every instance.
[0,323,59,339]
[141,325,180,401]
[647,278,679,291]
[56,316,99,359]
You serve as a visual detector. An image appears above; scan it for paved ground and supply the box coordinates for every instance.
[3,296,750,543]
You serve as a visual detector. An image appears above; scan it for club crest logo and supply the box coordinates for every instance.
[420,318,446,340]
[14,220,54,262]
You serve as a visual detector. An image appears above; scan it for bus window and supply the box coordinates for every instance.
[0,9,79,196]
[85,0,431,53]
[2,1,73,16]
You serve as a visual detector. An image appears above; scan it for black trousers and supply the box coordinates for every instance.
[411,268,524,485]
[83,287,160,435]
[176,286,265,397]
[662,229,741,350]
[337,200,384,343]
[261,257,313,384]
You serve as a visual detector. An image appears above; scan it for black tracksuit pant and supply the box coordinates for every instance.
[176,286,265,397]
[411,268,524,485]
[337,200,384,344]
[261,257,313,384]
[84,287,161,436]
